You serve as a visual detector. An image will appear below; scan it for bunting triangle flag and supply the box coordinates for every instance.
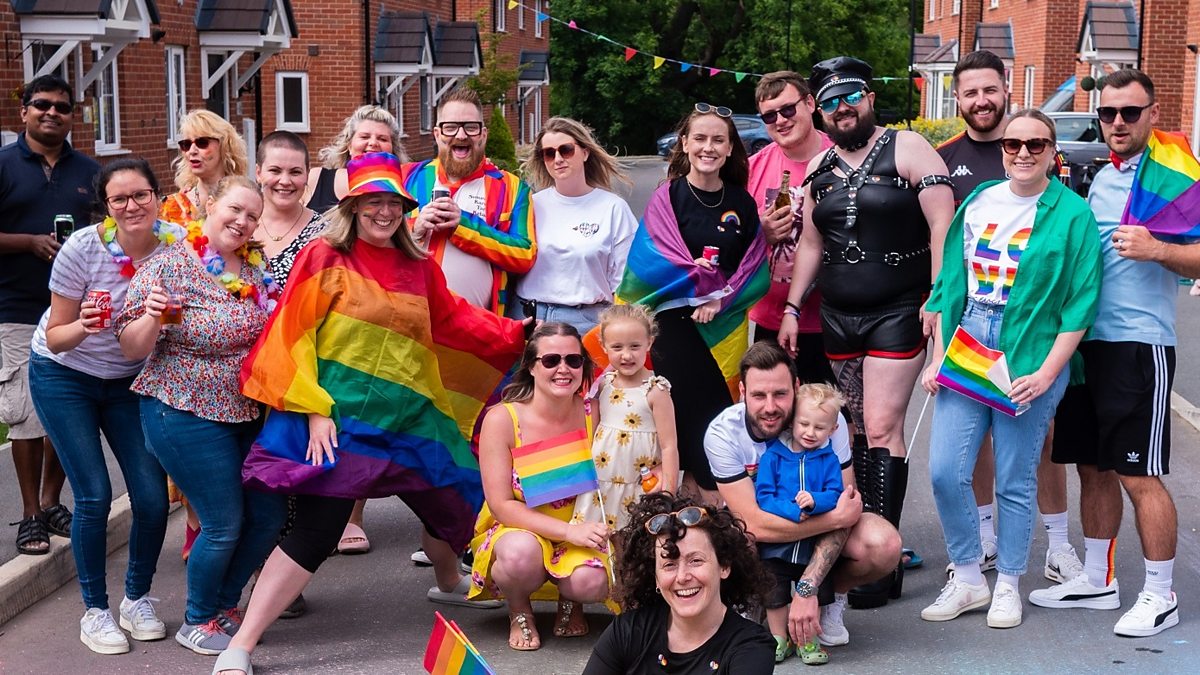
[653,56,666,69]
[624,47,637,62]
[680,63,692,72]
[735,72,747,83]
[507,0,517,10]
[536,11,548,22]
[708,67,720,77]
[568,19,577,29]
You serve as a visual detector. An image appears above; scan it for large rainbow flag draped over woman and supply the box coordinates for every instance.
[615,184,769,397]
[240,239,525,551]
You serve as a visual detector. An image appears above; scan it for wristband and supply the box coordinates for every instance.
[785,300,802,312]
[783,308,801,319]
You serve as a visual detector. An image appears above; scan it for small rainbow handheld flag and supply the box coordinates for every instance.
[1123,130,1200,243]
[511,427,599,508]
[423,611,495,675]
[936,326,1028,417]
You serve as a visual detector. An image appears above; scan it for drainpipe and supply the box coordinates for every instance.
[1136,0,1145,67]
[363,0,371,104]
[452,0,458,21]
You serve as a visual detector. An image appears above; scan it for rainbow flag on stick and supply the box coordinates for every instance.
[1123,130,1200,243]
[511,427,599,508]
[935,326,1029,417]
[423,611,495,675]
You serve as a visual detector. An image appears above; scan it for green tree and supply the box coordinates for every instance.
[486,106,519,172]
[466,9,522,106]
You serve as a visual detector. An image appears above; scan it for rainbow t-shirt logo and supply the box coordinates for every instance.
[719,210,740,231]
[971,223,1031,301]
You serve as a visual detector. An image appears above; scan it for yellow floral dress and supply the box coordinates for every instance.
[573,372,671,531]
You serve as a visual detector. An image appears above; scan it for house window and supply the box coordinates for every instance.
[522,88,542,144]
[377,75,407,136]
[166,46,186,144]
[205,52,235,118]
[494,0,507,32]
[990,0,999,8]
[419,75,433,133]
[24,41,72,82]
[518,0,525,30]
[275,71,309,133]
[92,46,120,152]
[534,0,543,38]
[938,74,957,119]
[952,0,961,15]
[928,0,936,21]
[1023,65,1035,109]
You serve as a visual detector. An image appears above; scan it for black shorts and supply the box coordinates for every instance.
[1052,341,1174,476]
[761,558,834,609]
[819,294,925,361]
[752,326,837,386]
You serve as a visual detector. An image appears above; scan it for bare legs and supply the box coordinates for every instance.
[861,354,926,458]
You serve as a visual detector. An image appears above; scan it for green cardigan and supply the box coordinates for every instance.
[926,179,1102,379]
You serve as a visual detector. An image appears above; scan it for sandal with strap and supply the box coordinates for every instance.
[798,639,829,666]
[508,612,541,651]
[41,504,73,537]
[13,515,50,555]
[211,645,253,675]
[553,600,588,638]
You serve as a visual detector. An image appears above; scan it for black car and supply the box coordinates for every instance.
[1046,112,1110,197]
[656,114,773,158]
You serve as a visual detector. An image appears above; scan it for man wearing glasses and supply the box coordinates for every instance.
[1037,68,1200,638]
[403,87,536,316]
[0,75,99,556]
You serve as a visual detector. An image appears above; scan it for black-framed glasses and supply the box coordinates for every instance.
[1000,137,1053,156]
[437,121,484,137]
[818,90,867,114]
[27,98,73,115]
[759,100,802,125]
[178,137,217,152]
[1096,104,1153,124]
[536,353,584,369]
[106,190,157,210]
[694,102,732,118]
[645,506,709,535]
[541,143,577,161]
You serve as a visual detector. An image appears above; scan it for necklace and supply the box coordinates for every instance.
[686,179,724,208]
[260,207,307,242]
[100,217,185,277]
[186,220,281,312]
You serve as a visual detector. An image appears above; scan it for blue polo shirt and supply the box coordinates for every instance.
[0,133,99,324]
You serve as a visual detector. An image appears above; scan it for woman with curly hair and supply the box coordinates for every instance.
[303,105,404,214]
[161,109,249,224]
[584,493,775,674]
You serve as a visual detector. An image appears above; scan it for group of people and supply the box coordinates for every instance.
[0,42,1191,675]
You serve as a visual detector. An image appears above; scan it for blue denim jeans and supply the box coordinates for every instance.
[139,396,286,624]
[507,295,608,336]
[28,354,169,610]
[928,300,1068,576]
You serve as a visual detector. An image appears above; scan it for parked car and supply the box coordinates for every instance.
[1046,112,1110,197]
[656,114,773,158]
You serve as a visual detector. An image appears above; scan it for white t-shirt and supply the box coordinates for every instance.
[704,403,852,484]
[515,187,637,306]
[438,176,497,308]
[962,183,1038,305]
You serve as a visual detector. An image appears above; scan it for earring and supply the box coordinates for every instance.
[654,587,662,594]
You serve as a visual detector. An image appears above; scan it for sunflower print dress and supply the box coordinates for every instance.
[572,371,672,531]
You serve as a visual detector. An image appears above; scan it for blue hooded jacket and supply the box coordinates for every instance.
[755,435,843,564]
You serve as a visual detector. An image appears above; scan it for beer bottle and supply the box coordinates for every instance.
[774,170,792,211]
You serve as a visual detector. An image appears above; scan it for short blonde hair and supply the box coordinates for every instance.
[322,194,424,260]
[520,116,631,192]
[173,109,249,192]
[317,105,406,169]
[598,304,657,343]
[796,383,845,418]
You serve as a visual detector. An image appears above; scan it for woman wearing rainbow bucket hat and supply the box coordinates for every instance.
[213,153,530,674]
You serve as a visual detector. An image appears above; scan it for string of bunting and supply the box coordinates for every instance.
[504,0,913,83]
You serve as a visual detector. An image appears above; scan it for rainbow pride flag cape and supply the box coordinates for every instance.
[423,612,495,675]
[614,183,769,398]
[1123,129,1200,243]
[240,239,524,551]
[511,426,599,508]
[935,326,1028,417]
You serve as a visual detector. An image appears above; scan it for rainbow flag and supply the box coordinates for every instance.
[240,239,525,552]
[935,326,1028,417]
[1123,129,1200,243]
[511,427,599,508]
[423,612,495,675]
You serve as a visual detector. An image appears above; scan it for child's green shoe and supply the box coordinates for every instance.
[798,639,829,665]
[773,635,794,663]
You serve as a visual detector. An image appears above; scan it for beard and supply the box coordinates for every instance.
[963,101,1005,134]
[439,142,486,180]
[826,107,877,151]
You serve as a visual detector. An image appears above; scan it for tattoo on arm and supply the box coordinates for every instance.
[804,528,850,586]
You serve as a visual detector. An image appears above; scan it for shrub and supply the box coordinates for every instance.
[486,107,518,173]
[887,117,966,147]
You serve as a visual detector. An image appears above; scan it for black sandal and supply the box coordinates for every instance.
[41,504,73,537]
[13,516,50,555]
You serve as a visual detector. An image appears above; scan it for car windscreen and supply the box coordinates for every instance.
[1055,117,1102,143]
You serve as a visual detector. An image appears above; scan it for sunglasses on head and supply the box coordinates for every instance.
[694,102,732,118]
[818,90,867,115]
[27,98,73,115]
[644,506,709,535]
[178,137,217,152]
[1096,103,1152,125]
[536,353,585,369]
[541,143,576,161]
[1000,137,1053,155]
[759,101,802,125]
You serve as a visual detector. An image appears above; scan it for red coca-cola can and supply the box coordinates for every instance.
[702,245,720,265]
[87,289,112,328]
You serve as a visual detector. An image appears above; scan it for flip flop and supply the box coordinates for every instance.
[337,523,371,555]
[902,547,924,570]
[211,646,253,675]
[508,612,540,651]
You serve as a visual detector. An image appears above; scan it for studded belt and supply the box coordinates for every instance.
[822,242,930,266]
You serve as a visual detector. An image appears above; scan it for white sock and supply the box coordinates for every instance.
[1083,537,1115,588]
[1041,511,1069,551]
[997,573,1020,592]
[978,503,996,547]
[955,562,983,586]
[1144,558,1174,599]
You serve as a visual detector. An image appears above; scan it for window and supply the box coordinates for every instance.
[990,0,999,8]
[518,0,525,30]
[24,41,72,83]
[1023,65,1035,109]
[534,0,543,38]
[205,52,235,118]
[275,71,309,132]
[952,0,961,15]
[166,47,186,145]
[419,76,433,133]
[938,74,957,119]
[495,0,507,32]
[928,0,936,21]
[92,46,120,152]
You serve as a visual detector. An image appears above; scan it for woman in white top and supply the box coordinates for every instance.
[510,117,638,335]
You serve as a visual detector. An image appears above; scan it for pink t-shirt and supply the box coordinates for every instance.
[746,135,833,332]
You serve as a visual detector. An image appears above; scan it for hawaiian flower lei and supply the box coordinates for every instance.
[100,217,185,277]
[185,220,281,312]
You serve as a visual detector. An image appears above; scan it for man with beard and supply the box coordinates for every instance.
[777,56,955,604]
[0,75,98,555]
[705,341,900,650]
[404,87,535,315]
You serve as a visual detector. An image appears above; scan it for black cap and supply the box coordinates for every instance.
[809,56,873,104]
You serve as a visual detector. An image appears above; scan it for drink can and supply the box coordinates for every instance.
[702,246,720,265]
[86,289,112,328]
[432,188,451,200]
[54,214,74,244]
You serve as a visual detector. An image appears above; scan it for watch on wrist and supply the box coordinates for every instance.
[794,578,816,598]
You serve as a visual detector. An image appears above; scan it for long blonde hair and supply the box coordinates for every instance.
[520,117,631,192]
[173,109,249,192]
[322,194,424,260]
[317,106,406,169]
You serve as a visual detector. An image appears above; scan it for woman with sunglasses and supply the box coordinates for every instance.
[583,492,774,674]
[162,110,249,225]
[920,109,1102,629]
[468,322,614,652]
[303,105,404,214]
[616,103,768,502]
[509,117,637,335]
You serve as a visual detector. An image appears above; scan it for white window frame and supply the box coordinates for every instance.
[495,0,507,32]
[275,71,310,133]
[928,0,936,21]
[990,0,999,8]
[518,0,525,30]
[419,75,433,134]
[22,39,74,83]
[166,46,186,146]
[534,0,543,38]
[1023,65,1035,109]
[91,45,121,153]
[204,51,236,119]
[952,0,961,15]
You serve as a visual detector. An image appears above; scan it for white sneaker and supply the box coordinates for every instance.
[410,548,432,566]
[1044,544,1085,584]
[987,582,1023,628]
[119,595,167,641]
[921,578,991,622]
[1113,591,1180,637]
[1029,574,1120,610]
[818,593,849,646]
[80,608,130,655]
[945,540,998,577]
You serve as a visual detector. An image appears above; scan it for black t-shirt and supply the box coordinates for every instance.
[667,178,760,276]
[937,132,1005,204]
[583,604,776,675]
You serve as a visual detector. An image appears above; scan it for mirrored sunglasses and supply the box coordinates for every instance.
[818,90,867,115]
